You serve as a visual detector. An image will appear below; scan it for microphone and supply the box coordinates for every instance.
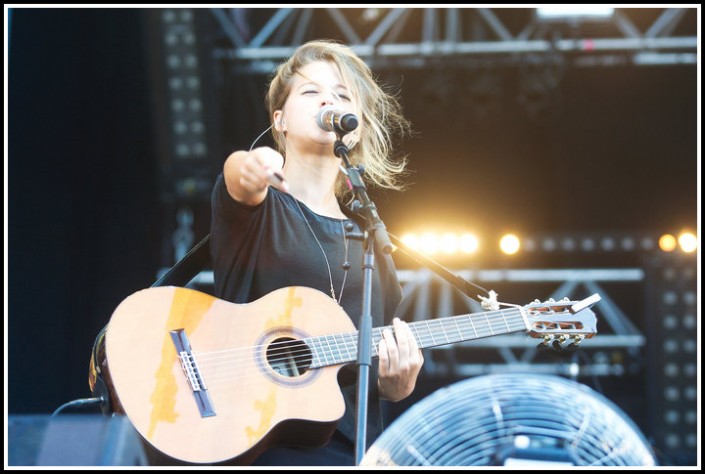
[316,105,359,134]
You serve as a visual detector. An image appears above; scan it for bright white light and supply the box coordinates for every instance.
[536,7,614,20]
[419,232,440,255]
[500,234,521,255]
[678,231,698,253]
[459,233,479,254]
[400,231,479,255]
[440,233,459,254]
[401,233,419,251]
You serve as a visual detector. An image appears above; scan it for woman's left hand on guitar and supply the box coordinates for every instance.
[377,317,424,402]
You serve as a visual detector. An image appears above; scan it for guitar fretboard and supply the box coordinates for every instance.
[306,307,528,369]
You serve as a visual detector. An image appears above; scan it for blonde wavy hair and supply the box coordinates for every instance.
[265,39,412,199]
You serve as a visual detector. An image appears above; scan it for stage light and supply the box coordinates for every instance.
[640,236,656,251]
[440,233,459,254]
[523,237,537,252]
[400,232,480,256]
[677,231,697,253]
[535,7,614,21]
[659,234,677,252]
[400,233,419,250]
[580,237,595,252]
[621,236,636,251]
[541,237,556,252]
[600,236,616,251]
[459,233,479,254]
[499,234,521,255]
[560,237,576,252]
[419,232,440,255]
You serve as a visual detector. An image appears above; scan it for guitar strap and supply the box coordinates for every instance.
[151,233,212,288]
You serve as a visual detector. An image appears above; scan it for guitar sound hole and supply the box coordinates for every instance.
[266,337,312,378]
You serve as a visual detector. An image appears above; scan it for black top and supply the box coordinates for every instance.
[209,173,403,452]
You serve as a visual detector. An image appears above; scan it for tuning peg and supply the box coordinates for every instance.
[561,342,580,353]
[550,335,581,353]
[537,341,553,352]
[536,335,554,352]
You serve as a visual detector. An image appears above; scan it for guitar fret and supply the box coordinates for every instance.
[452,317,465,343]
[331,334,344,365]
[322,335,334,366]
[342,333,354,362]
[329,334,340,364]
[343,334,357,361]
[500,310,511,332]
[436,319,451,344]
[424,320,437,346]
[310,339,322,367]
[372,328,381,357]
[410,324,422,349]
[327,334,337,365]
[484,312,495,335]
[466,314,479,338]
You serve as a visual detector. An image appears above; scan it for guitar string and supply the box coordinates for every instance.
[194,308,568,370]
[200,317,530,371]
[197,332,552,387]
[198,318,534,388]
[191,307,526,362]
[168,305,582,388]
[186,309,533,379]
[190,307,530,366]
[201,328,534,388]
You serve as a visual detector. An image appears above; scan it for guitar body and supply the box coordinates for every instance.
[105,285,354,465]
[99,284,600,465]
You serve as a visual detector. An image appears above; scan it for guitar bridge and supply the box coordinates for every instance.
[170,329,216,418]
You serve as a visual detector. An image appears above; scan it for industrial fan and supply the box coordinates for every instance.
[362,373,657,466]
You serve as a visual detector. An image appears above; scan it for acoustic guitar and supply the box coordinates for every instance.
[102,285,599,464]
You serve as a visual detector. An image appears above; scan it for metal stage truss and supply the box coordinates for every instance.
[394,267,645,379]
[206,7,698,73]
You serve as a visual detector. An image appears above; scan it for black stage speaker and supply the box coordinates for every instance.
[8,414,148,466]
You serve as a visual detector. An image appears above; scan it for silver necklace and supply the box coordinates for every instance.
[293,199,350,303]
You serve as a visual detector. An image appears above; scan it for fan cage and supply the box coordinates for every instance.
[362,373,657,466]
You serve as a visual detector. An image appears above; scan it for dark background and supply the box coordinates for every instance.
[7,7,699,466]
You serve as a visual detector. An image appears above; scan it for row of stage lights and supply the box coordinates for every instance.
[399,230,698,256]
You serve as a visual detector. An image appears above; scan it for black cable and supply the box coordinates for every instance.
[51,396,106,418]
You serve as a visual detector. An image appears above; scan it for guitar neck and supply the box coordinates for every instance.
[307,307,528,369]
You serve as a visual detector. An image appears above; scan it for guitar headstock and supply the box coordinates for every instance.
[523,293,600,352]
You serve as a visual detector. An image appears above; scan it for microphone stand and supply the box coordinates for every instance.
[332,135,392,466]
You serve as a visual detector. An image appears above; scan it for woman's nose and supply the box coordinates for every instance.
[321,89,340,106]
